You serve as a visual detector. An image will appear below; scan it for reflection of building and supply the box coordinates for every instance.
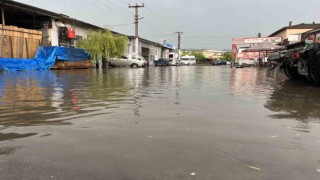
[229,68,275,97]
[202,50,225,60]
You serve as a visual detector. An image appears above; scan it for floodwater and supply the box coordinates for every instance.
[0,66,319,180]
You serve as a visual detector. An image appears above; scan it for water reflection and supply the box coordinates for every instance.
[0,69,132,129]
[265,81,320,122]
[0,66,319,142]
[0,133,37,141]
[229,68,286,98]
[0,146,21,155]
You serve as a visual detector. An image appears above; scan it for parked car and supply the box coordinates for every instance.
[108,54,146,68]
[154,58,170,66]
[212,60,227,66]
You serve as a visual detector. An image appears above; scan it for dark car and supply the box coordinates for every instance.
[212,60,227,66]
[154,59,170,66]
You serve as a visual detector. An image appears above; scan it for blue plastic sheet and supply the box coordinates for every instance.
[0,46,91,71]
[57,47,91,62]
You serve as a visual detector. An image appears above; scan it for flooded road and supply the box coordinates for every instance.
[0,66,319,180]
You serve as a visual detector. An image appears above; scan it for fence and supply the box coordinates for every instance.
[0,24,42,58]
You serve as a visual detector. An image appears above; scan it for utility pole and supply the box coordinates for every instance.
[129,3,144,55]
[174,32,183,59]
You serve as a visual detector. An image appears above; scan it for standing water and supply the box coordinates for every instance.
[0,66,319,180]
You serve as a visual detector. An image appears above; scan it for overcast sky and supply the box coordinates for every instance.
[15,0,320,50]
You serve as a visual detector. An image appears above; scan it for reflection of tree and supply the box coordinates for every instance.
[265,81,320,122]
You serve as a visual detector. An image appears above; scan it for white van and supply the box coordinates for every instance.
[180,55,196,65]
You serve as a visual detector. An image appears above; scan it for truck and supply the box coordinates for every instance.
[269,29,320,84]
[107,54,146,68]
[168,53,181,66]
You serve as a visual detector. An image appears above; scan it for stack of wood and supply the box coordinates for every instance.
[0,24,42,59]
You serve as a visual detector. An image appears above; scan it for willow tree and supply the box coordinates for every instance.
[77,28,128,68]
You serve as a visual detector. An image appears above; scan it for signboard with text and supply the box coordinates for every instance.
[243,37,282,44]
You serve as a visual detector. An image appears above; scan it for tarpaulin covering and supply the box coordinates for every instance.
[0,46,91,71]
[56,47,91,62]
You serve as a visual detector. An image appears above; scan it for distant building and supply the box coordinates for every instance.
[201,50,225,60]
[269,21,320,45]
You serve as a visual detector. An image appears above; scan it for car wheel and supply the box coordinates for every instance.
[131,64,138,68]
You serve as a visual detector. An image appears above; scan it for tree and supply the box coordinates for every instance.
[221,52,234,61]
[192,52,206,61]
[77,28,128,68]
[181,51,189,56]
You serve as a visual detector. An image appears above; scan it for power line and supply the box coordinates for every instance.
[141,7,174,33]
[105,23,134,27]
[99,0,133,15]
[80,0,130,20]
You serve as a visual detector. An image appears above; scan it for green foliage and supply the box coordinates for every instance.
[77,28,128,60]
[221,52,235,61]
[192,52,206,61]
[181,51,189,56]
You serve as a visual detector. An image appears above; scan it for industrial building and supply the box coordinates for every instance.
[0,0,173,65]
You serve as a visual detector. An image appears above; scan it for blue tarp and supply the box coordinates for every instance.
[0,46,91,71]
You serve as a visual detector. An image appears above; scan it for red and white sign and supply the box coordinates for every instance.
[237,52,263,59]
[243,37,282,44]
[232,38,245,45]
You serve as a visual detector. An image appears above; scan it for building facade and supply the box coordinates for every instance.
[202,50,225,60]
[269,22,320,45]
[0,0,168,63]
